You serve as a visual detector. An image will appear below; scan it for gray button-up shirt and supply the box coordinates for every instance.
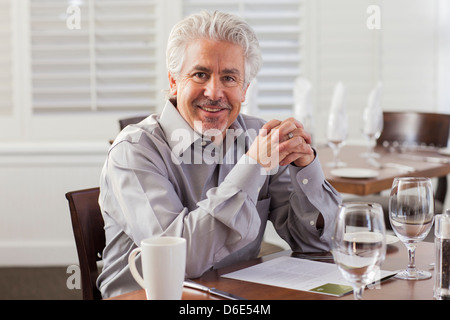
[97,100,342,298]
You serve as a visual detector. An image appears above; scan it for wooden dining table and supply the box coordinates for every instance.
[110,240,436,301]
[316,145,450,195]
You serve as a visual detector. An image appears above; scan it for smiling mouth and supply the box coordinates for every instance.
[198,106,227,113]
[194,98,232,114]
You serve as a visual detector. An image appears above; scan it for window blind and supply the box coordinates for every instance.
[0,0,14,114]
[29,0,159,112]
[183,0,304,112]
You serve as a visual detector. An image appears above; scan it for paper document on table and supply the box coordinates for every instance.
[222,256,395,297]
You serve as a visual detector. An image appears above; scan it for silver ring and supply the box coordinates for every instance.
[288,132,294,139]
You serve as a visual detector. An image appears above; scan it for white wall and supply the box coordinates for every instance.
[0,142,108,266]
[306,0,449,145]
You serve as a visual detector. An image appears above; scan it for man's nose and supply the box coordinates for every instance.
[203,76,225,101]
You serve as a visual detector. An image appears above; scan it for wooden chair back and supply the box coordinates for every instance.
[65,187,104,300]
[119,115,148,130]
[377,111,450,204]
[377,111,450,148]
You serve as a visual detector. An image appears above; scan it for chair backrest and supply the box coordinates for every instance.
[377,111,450,204]
[65,187,105,300]
[377,111,450,148]
[119,115,149,130]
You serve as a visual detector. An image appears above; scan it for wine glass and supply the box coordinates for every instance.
[332,202,386,300]
[326,107,347,168]
[389,177,434,280]
[361,105,383,159]
[361,83,383,160]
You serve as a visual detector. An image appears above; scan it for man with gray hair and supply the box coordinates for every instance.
[97,11,341,298]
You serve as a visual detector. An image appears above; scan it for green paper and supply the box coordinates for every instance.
[309,283,353,296]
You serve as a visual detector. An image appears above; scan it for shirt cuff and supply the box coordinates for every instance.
[290,154,341,244]
[223,154,267,203]
[289,153,325,194]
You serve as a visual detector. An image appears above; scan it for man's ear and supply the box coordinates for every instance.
[241,83,250,103]
[168,72,177,96]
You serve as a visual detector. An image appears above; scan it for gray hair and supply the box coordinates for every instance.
[166,11,262,90]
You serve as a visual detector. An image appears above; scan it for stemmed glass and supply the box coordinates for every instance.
[361,106,383,160]
[361,83,383,160]
[332,202,386,300]
[389,177,434,280]
[326,105,347,168]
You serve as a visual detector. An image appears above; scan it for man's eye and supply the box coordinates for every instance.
[194,72,207,79]
[223,76,240,87]
[223,76,236,82]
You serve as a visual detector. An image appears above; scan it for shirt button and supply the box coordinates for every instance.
[302,179,309,185]
[310,220,315,226]
[201,141,207,147]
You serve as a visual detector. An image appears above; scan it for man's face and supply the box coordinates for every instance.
[169,39,248,137]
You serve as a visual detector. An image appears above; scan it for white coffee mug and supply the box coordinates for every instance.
[128,236,186,300]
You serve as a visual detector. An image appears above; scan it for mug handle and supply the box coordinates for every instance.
[128,247,145,288]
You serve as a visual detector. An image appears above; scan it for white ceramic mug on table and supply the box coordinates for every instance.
[128,236,186,300]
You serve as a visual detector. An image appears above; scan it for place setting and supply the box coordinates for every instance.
[324,82,382,180]
[330,167,379,179]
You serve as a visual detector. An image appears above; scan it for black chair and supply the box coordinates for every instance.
[119,115,149,130]
[109,115,149,144]
[65,187,104,300]
[378,111,450,207]
[377,111,450,151]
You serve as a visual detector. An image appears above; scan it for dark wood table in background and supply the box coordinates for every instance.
[111,241,436,300]
[317,145,450,195]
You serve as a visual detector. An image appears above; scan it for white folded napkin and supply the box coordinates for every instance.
[330,81,346,113]
[363,81,383,136]
[293,77,314,135]
[327,82,347,141]
[293,77,312,119]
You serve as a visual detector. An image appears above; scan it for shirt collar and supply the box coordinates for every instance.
[159,100,246,156]
[159,100,201,156]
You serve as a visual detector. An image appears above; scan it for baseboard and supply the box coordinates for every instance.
[0,241,79,267]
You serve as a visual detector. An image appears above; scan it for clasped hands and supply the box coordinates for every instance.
[247,118,315,171]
